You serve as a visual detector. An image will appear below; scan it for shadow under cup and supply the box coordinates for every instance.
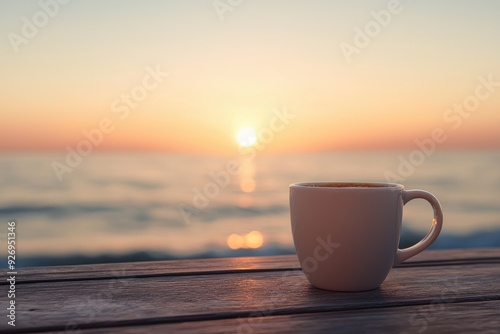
[289,182,443,292]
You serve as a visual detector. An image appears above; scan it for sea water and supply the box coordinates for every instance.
[0,150,499,266]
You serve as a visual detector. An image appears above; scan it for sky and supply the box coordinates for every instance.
[1,0,499,154]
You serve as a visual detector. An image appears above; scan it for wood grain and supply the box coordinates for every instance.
[45,300,500,334]
[1,262,499,332]
[2,248,500,284]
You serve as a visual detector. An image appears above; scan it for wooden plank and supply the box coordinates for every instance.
[2,255,299,284]
[3,248,500,284]
[1,262,499,332]
[44,300,500,334]
[401,247,500,264]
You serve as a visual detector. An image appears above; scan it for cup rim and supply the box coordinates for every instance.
[289,181,404,190]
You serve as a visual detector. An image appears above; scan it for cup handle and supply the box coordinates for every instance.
[394,190,444,265]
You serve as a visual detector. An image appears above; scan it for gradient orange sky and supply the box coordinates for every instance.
[1,0,499,154]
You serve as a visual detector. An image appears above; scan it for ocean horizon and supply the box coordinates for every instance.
[1,149,499,267]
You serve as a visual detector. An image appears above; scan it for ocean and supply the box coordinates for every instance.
[1,150,499,267]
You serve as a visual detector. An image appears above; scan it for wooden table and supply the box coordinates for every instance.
[1,248,500,333]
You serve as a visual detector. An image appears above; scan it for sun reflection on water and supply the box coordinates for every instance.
[239,158,256,193]
[227,231,264,250]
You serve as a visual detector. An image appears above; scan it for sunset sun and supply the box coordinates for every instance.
[236,128,257,147]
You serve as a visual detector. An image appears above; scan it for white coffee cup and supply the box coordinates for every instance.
[289,182,443,291]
